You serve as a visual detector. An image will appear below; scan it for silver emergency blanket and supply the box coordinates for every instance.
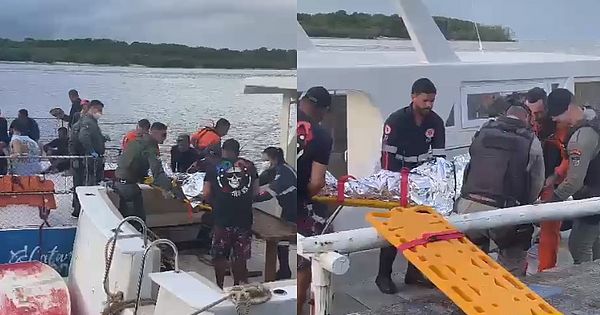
[452,153,470,198]
[163,158,206,207]
[180,172,206,199]
[319,154,471,216]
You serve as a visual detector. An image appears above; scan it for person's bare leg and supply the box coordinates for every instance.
[297,268,311,315]
[213,257,228,289]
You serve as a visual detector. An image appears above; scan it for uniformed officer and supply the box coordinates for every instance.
[254,146,297,280]
[456,104,544,278]
[69,100,105,218]
[114,122,184,228]
[377,78,446,294]
[296,86,333,313]
[545,88,600,264]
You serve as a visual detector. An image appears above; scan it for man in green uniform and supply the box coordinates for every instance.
[69,100,105,218]
[545,88,600,264]
[114,122,184,227]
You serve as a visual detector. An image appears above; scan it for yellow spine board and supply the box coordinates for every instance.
[366,206,562,315]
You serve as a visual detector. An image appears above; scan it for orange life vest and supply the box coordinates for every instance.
[191,127,220,150]
[121,130,139,150]
[121,130,159,154]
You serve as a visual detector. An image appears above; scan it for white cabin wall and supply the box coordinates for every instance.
[346,91,383,178]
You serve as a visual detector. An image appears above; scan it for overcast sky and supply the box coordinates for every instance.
[0,0,296,50]
[299,0,598,41]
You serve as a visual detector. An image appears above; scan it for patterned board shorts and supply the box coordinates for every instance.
[210,226,252,261]
[297,211,332,271]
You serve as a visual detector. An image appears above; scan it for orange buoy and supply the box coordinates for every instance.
[0,261,70,315]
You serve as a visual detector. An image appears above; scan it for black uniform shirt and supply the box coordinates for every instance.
[297,110,332,217]
[381,104,445,171]
[170,145,200,173]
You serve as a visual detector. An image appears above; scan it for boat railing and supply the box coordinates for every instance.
[298,197,600,315]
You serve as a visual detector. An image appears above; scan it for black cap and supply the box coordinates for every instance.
[222,138,240,155]
[176,134,190,143]
[301,86,332,109]
[547,88,574,117]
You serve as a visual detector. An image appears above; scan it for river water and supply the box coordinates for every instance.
[0,63,295,165]
[311,37,600,55]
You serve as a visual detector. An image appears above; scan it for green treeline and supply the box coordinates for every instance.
[298,11,513,42]
[0,38,296,69]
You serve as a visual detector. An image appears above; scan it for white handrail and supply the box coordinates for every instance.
[302,196,600,314]
[300,197,600,256]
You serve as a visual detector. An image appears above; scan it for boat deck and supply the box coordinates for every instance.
[0,170,297,292]
[326,232,592,315]
[178,241,298,288]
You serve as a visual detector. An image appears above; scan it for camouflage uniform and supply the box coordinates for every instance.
[114,134,173,225]
[69,114,104,216]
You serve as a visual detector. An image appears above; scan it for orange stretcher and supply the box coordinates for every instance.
[367,205,561,315]
[0,175,56,209]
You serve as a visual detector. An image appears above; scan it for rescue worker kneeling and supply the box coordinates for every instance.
[114,122,185,230]
[456,105,544,278]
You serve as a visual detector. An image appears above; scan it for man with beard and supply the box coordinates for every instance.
[377,78,446,293]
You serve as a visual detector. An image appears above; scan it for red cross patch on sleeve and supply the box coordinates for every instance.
[384,124,392,135]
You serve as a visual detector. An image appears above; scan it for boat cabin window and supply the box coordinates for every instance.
[466,91,528,120]
[461,81,547,128]
[575,81,600,110]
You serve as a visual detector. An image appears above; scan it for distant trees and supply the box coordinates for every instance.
[0,38,296,69]
[297,11,513,41]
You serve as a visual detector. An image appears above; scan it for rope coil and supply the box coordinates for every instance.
[101,216,149,315]
[189,283,272,315]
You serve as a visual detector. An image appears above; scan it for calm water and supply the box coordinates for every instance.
[0,63,295,166]
[311,38,600,55]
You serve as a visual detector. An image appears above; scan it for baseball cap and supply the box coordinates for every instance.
[547,88,574,117]
[176,134,190,143]
[301,86,332,109]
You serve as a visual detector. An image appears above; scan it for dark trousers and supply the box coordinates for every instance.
[0,152,6,175]
[72,158,101,215]
[114,181,145,231]
[378,245,425,281]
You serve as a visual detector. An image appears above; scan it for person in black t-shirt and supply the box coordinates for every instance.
[43,127,70,172]
[377,78,445,294]
[170,134,200,173]
[203,139,258,288]
[296,86,333,314]
[9,109,40,142]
